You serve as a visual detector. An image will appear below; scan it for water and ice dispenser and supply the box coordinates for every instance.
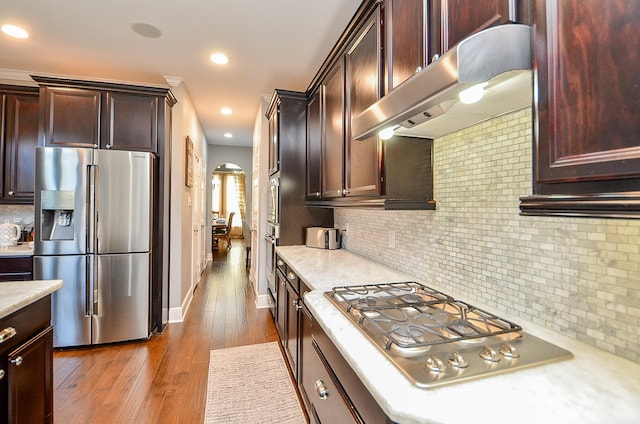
[40,190,76,241]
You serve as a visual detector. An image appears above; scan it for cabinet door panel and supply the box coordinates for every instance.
[7,326,53,424]
[268,107,279,175]
[275,269,287,342]
[306,90,323,200]
[439,0,519,54]
[42,87,101,147]
[535,0,640,192]
[346,10,382,197]
[3,93,39,200]
[105,92,158,152]
[385,0,426,91]
[322,60,345,199]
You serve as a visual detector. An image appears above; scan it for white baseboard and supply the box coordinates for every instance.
[255,293,270,309]
[168,285,194,323]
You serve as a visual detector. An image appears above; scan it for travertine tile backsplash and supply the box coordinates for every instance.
[335,108,640,363]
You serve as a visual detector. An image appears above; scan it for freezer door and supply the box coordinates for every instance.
[34,147,93,256]
[95,150,152,254]
[92,252,150,345]
[34,255,92,348]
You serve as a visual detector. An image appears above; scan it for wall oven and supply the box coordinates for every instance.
[267,177,279,225]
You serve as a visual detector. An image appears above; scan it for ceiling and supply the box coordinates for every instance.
[0,0,363,147]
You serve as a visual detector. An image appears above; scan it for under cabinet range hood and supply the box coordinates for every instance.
[352,24,533,140]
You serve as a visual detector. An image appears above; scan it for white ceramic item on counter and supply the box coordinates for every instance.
[0,221,21,248]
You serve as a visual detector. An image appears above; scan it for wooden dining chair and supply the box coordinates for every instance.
[212,211,235,250]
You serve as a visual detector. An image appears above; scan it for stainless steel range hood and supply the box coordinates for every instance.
[352,24,533,140]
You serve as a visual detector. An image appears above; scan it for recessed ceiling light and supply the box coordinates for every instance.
[221,107,232,115]
[130,22,162,38]
[210,53,229,65]
[1,24,28,39]
[223,133,233,138]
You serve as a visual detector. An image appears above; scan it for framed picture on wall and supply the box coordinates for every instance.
[185,136,194,187]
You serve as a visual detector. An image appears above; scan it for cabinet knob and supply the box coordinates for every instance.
[287,272,296,280]
[93,144,98,148]
[277,260,284,266]
[0,369,4,380]
[415,66,423,73]
[106,144,112,149]
[314,379,329,400]
[431,53,440,63]
[10,356,23,366]
[0,326,17,343]
[7,191,14,196]
[316,192,320,198]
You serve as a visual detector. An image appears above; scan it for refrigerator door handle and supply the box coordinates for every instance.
[87,164,97,254]
[91,255,98,316]
[85,255,92,317]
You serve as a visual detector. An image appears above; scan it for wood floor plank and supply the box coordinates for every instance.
[52,240,279,423]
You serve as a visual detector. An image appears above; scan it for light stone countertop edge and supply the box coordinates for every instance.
[276,245,640,424]
[0,244,34,257]
[0,280,63,319]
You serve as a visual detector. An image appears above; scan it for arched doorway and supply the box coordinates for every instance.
[211,162,246,239]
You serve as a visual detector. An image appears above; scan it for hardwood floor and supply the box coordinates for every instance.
[53,240,278,423]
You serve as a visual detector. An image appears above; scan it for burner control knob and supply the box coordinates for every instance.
[499,343,520,358]
[448,352,469,368]
[479,346,501,362]
[426,355,445,373]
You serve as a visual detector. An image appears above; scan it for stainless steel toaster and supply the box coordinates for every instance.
[305,227,340,250]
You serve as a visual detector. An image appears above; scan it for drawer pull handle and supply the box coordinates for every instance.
[0,327,17,343]
[11,356,23,366]
[315,379,328,400]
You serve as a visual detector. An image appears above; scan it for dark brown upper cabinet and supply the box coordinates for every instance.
[305,0,435,210]
[33,76,167,153]
[306,88,323,200]
[41,86,101,148]
[105,92,158,152]
[520,0,640,218]
[1,88,40,203]
[268,102,279,175]
[430,0,531,63]
[321,59,346,200]
[345,7,383,198]
[384,0,427,93]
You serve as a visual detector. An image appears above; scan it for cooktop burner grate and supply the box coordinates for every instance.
[330,281,453,312]
[328,283,521,349]
[325,281,573,388]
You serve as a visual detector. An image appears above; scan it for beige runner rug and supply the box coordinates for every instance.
[204,342,306,423]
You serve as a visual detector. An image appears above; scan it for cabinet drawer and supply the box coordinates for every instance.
[0,257,32,274]
[303,339,356,423]
[0,296,50,355]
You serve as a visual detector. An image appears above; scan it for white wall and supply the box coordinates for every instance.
[251,95,271,307]
[168,79,208,323]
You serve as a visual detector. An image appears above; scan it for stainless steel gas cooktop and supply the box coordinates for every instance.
[325,282,573,388]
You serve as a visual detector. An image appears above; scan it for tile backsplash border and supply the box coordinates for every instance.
[335,108,639,364]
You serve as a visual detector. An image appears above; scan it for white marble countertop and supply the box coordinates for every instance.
[0,280,63,319]
[276,245,640,424]
[0,243,34,257]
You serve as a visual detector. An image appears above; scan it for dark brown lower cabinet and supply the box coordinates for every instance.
[0,296,53,424]
[0,257,33,282]
[299,303,391,424]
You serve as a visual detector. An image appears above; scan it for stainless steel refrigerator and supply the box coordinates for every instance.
[33,147,153,348]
